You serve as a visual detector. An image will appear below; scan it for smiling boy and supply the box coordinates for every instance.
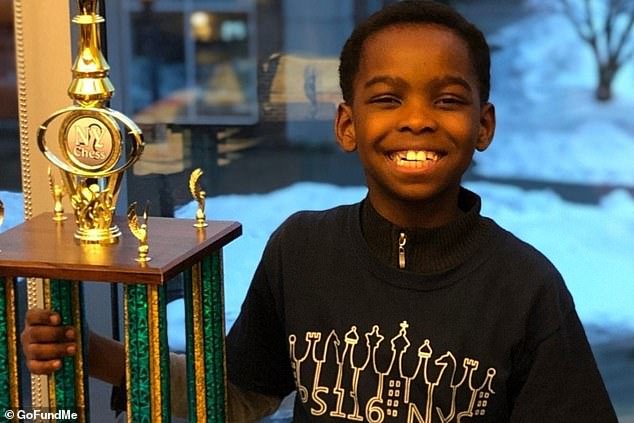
[335,18,494,230]
[224,1,616,421]
[22,1,617,421]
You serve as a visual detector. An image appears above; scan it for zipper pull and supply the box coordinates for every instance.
[398,232,407,269]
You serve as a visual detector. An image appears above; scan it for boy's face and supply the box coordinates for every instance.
[336,24,495,224]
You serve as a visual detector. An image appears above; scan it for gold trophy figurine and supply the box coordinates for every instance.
[37,0,144,244]
[127,202,151,263]
[189,168,208,228]
[48,167,68,222]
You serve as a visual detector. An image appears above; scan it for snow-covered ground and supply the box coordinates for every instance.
[170,181,634,349]
[1,8,632,352]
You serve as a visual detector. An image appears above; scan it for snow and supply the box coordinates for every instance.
[478,12,634,185]
[168,181,634,350]
[0,191,24,232]
[1,8,633,351]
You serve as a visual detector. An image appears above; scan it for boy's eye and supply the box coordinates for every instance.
[436,94,469,107]
[369,95,401,106]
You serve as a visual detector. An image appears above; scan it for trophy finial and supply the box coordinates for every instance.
[128,202,151,263]
[69,0,113,107]
[189,168,208,228]
[48,167,68,222]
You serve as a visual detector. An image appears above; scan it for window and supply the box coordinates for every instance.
[0,0,19,193]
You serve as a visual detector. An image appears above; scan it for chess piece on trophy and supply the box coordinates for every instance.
[189,168,208,228]
[48,167,68,222]
[127,202,151,263]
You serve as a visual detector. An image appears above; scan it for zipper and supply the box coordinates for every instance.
[398,232,407,269]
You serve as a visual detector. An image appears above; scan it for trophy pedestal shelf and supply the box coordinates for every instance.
[0,213,242,422]
[0,213,240,284]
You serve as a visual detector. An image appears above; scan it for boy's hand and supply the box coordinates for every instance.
[21,308,77,375]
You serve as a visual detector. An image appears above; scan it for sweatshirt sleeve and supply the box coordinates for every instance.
[169,352,282,421]
[508,273,618,422]
[224,225,297,399]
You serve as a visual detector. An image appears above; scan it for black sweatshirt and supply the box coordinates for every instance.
[226,188,617,422]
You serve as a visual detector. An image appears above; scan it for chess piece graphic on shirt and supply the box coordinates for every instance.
[127,201,151,263]
[189,168,208,228]
[289,322,498,422]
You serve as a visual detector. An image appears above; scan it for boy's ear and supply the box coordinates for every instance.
[476,102,496,152]
[335,103,357,152]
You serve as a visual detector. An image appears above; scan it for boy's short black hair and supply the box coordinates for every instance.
[339,0,491,104]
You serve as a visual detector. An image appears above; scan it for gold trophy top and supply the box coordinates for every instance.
[68,0,114,107]
[37,0,144,244]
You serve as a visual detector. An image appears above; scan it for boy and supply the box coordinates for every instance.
[22,1,617,421]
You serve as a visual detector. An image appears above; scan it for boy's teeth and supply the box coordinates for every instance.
[395,150,438,162]
[392,150,440,168]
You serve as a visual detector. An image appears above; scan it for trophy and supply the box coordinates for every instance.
[37,0,144,244]
[1,1,240,420]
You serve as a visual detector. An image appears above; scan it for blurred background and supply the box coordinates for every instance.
[0,0,632,421]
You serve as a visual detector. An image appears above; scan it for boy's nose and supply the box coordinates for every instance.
[397,103,437,134]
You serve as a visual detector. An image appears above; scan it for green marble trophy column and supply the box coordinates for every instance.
[185,252,227,422]
[0,199,21,412]
[124,282,170,421]
[0,276,20,412]
[45,279,89,420]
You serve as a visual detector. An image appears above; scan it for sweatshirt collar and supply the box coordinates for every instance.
[360,188,486,274]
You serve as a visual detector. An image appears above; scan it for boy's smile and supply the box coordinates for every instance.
[388,150,441,169]
[336,23,495,227]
